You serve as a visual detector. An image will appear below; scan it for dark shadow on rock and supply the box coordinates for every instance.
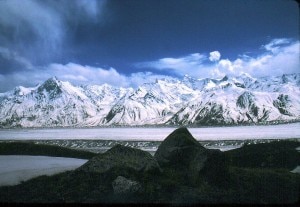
[78,144,161,174]
[154,127,229,186]
[224,140,300,170]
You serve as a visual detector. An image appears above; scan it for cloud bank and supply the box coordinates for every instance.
[136,38,299,79]
[0,38,299,92]
[0,62,173,92]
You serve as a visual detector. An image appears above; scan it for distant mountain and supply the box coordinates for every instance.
[0,73,299,128]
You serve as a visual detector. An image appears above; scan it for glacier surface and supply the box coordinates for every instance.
[0,123,299,141]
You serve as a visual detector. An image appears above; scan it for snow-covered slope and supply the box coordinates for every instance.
[168,73,300,125]
[104,79,200,125]
[0,74,299,128]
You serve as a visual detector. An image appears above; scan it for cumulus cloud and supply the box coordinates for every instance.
[215,38,299,77]
[0,38,298,92]
[0,62,173,92]
[0,63,127,91]
[47,63,127,86]
[209,51,221,62]
[136,38,299,79]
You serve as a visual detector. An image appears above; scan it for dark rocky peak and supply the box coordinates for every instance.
[79,144,161,174]
[38,77,61,93]
[154,127,206,167]
[37,77,62,98]
[155,127,228,184]
[220,75,229,82]
[162,127,202,148]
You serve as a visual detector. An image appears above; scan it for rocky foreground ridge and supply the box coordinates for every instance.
[0,128,299,204]
[0,73,299,128]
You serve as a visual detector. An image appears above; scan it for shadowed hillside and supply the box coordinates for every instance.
[0,142,96,159]
[0,128,299,204]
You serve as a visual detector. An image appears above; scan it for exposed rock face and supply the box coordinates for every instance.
[154,127,227,183]
[112,176,141,194]
[79,144,161,174]
[155,127,207,167]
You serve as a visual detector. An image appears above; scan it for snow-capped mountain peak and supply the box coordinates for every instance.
[0,74,299,128]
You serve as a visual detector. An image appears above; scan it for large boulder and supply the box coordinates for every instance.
[112,176,142,195]
[79,144,161,174]
[155,127,207,168]
[155,127,227,184]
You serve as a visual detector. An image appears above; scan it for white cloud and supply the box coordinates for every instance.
[0,63,128,92]
[209,51,221,62]
[218,59,234,72]
[262,38,291,54]
[136,38,300,79]
[0,63,173,92]
[135,53,208,76]
[46,63,128,87]
[0,38,298,92]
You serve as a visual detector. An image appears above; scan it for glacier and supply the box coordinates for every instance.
[0,73,299,128]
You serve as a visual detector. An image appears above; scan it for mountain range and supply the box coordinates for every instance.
[0,73,299,128]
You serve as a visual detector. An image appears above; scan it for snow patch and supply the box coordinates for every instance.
[0,155,87,186]
[291,166,300,174]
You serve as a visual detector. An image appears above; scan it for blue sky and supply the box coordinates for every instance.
[0,0,299,91]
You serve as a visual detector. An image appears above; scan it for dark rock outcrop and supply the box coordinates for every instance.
[79,144,161,174]
[225,140,300,170]
[112,176,141,195]
[154,127,227,183]
[155,127,206,166]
